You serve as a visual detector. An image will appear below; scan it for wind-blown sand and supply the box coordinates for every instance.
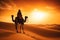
[0,22,60,40]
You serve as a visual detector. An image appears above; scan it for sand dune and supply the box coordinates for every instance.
[0,29,35,40]
[0,22,60,40]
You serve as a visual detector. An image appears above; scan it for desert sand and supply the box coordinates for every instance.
[0,22,60,40]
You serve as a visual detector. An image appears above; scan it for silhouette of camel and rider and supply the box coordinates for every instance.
[11,9,28,33]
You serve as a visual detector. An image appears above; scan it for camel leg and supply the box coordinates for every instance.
[21,24,25,34]
[20,24,22,33]
[15,23,18,33]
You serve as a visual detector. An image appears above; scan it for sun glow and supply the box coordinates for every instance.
[29,9,48,24]
[32,11,45,19]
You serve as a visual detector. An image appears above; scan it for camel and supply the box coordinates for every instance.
[11,10,28,33]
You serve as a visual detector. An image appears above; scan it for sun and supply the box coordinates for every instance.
[32,11,45,19]
[29,9,47,24]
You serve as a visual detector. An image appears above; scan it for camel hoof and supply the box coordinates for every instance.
[23,32,25,34]
[19,32,21,33]
[16,31,18,33]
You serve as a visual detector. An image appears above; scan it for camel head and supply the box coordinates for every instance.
[24,16,28,22]
[11,15,15,22]
[11,15,14,18]
[25,16,28,19]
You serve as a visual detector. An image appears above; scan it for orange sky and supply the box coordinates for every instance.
[0,0,60,24]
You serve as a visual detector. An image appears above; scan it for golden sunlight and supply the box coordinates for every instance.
[32,9,46,19]
[28,9,49,24]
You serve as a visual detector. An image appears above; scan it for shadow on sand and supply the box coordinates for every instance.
[0,32,14,38]
[0,22,15,31]
[25,25,60,38]
[0,22,60,38]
